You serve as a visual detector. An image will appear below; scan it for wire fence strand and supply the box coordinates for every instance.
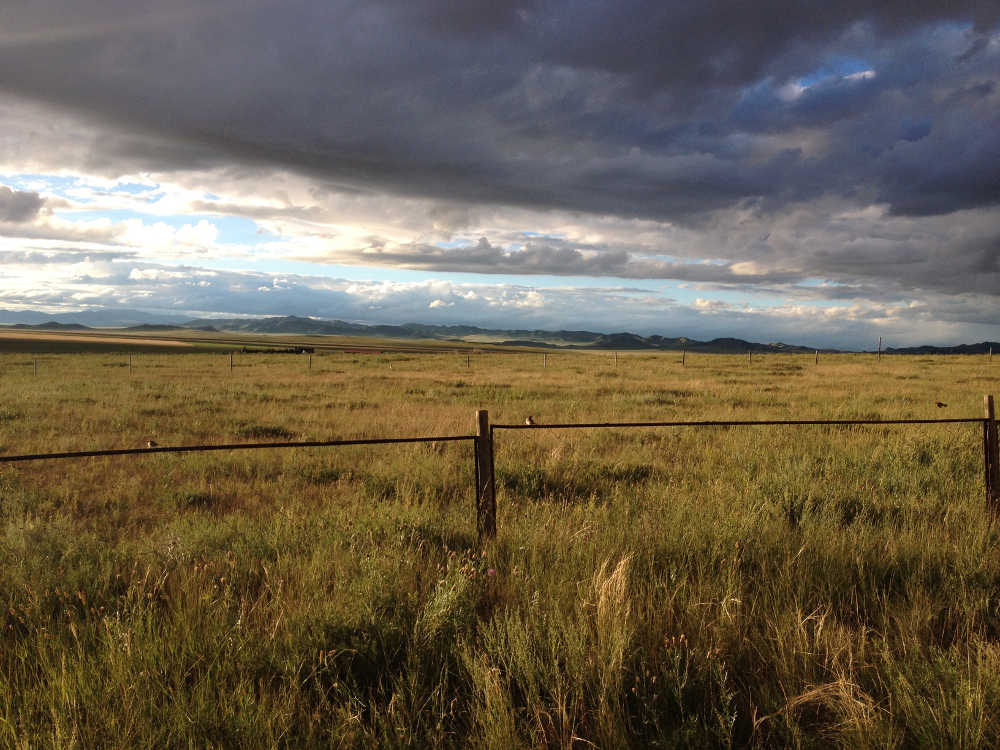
[493,417,985,430]
[0,435,476,463]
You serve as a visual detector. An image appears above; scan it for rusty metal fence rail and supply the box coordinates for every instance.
[493,417,985,429]
[482,395,1000,539]
[0,434,476,463]
[1,397,998,542]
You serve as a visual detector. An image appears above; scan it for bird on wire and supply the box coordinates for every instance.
[524,416,536,425]
[146,440,159,448]
[936,402,948,408]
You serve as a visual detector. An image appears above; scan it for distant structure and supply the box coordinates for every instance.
[936,402,948,408]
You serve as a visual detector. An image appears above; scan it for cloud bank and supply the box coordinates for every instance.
[0,1,997,347]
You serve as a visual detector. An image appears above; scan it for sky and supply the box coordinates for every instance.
[0,1,998,349]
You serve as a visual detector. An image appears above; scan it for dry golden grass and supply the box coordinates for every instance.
[0,346,998,747]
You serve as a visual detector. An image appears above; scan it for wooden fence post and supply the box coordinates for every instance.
[877,336,882,362]
[815,350,819,365]
[475,409,496,541]
[681,349,686,367]
[985,395,999,516]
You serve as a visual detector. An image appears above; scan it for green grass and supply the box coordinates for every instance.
[0,349,998,747]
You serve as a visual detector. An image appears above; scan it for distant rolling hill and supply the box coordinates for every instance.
[181,315,825,353]
[10,322,92,331]
[0,308,186,327]
[1,309,994,354]
[884,342,1000,355]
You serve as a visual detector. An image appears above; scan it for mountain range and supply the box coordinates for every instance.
[1,309,997,355]
[176,315,823,353]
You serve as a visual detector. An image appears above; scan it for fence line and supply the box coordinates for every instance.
[0,434,475,464]
[483,409,997,539]
[492,417,983,430]
[1,400,997,542]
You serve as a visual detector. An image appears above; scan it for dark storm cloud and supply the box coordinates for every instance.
[320,235,808,284]
[1,0,997,221]
[3,0,1000,342]
[0,187,44,222]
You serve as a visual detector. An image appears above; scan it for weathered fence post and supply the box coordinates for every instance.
[475,409,496,541]
[681,349,686,366]
[985,395,999,516]
[33,358,37,377]
[815,350,819,365]
[877,336,882,362]
[230,351,233,372]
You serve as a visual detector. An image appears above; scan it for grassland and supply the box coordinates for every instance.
[0,326,519,355]
[1,343,998,748]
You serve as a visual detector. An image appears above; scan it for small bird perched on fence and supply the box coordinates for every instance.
[936,402,948,408]
[146,440,159,448]
[524,416,536,425]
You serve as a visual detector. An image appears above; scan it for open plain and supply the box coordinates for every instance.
[1,341,998,748]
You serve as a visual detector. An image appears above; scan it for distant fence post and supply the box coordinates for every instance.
[985,395,999,516]
[475,409,496,541]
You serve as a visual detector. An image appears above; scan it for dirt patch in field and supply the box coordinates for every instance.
[0,331,193,348]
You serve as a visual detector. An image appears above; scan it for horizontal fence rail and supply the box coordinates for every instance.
[488,407,998,537]
[0,434,476,464]
[493,418,986,430]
